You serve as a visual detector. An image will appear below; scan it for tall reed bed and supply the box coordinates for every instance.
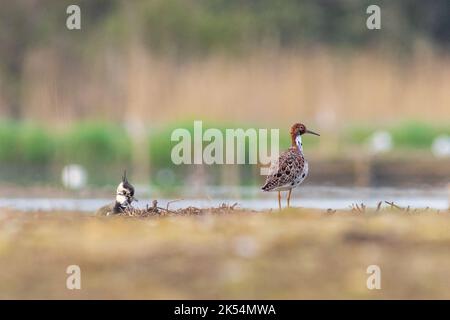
[14,47,450,127]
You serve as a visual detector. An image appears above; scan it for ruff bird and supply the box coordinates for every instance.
[262,123,319,209]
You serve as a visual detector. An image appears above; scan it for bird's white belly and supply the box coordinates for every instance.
[293,160,308,186]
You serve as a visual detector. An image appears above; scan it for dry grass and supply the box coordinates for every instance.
[17,46,450,126]
[0,206,449,299]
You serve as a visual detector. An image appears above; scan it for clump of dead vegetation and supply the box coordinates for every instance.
[118,198,447,218]
[348,201,442,213]
[118,200,241,218]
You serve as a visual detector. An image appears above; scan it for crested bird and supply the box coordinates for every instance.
[261,123,320,209]
[96,171,137,216]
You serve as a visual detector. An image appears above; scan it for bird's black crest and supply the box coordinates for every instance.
[121,170,134,196]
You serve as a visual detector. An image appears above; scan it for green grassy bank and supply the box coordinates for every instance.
[0,119,448,186]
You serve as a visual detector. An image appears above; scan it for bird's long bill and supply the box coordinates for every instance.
[305,129,320,136]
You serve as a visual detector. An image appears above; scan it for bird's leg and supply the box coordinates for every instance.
[287,188,292,208]
[278,191,281,210]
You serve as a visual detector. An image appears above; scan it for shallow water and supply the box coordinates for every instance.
[0,186,448,211]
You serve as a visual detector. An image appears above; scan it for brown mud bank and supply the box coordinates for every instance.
[0,207,449,299]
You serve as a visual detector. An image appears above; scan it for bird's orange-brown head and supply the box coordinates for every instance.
[290,123,320,147]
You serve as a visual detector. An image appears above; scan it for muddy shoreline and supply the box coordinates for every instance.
[0,207,449,299]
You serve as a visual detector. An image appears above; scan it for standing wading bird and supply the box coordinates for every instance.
[262,123,320,209]
[96,171,137,216]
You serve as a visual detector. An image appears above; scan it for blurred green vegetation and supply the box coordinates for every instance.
[346,121,450,149]
[0,120,131,165]
[0,120,448,167]
[135,0,450,54]
[3,0,445,60]
[0,121,55,164]
[0,119,448,186]
[390,122,449,149]
[60,122,131,165]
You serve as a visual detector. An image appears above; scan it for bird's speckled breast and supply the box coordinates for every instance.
[292,159,308,187]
